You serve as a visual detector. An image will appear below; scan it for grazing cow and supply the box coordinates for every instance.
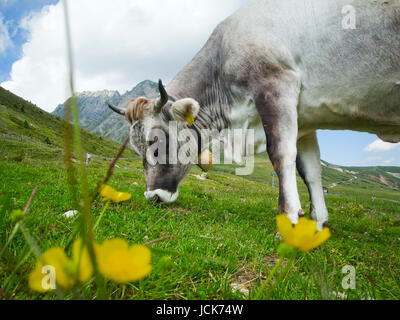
[108,0,400,229]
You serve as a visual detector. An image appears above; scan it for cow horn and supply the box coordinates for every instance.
[155,79,168,113]
[107,102,125,116]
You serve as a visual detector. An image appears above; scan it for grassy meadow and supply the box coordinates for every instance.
[1,87,400,300]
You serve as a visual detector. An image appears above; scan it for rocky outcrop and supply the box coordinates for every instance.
[52,80,158,142]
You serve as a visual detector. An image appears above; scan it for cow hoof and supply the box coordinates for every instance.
[298,209,306,217]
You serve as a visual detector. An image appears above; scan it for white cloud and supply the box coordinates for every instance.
[364,139,400,153]
[1,0,250,112]
[0,15,11,53]
[382,157,396,166]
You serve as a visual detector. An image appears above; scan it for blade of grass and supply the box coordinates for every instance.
[0,186,38,259]
[93,200,110,232]
[62,0,97,275]
[253,255,284,300]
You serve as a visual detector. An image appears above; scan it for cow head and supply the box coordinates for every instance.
[108,80,200,204]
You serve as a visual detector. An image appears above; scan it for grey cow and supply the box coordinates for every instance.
[108,0,400,230]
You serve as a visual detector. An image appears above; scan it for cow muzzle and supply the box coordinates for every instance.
[144,189,179,204]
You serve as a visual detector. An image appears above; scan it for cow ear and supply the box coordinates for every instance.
[171,98,200,125]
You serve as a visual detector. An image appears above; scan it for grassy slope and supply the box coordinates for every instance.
[1,87,400,300]
[0,87,136,163]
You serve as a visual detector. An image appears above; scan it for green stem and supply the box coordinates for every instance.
[64,223,80,251]
[19,222,41,259]
[253,255,284,300]
[97,277,107,300]
[62,0,98,280]
[93,201,110,232]
[278,257,295,282]
[120,284,126,299]
[264,256,295,300]
[0,222,20,259]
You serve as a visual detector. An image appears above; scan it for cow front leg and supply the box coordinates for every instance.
[254,73,303,224]
[296,132,329,230]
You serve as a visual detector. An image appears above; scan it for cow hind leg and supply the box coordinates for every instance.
[254,71,303,224]
[296,132,329,230]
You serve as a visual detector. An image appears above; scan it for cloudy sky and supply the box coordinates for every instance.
[0,0,399,167]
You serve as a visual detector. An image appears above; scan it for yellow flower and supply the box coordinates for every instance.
[100,185,131,203]
[95,239,151,284]
[29,237,152,291]
[29,248,73,292]
[28,239,93,293]
[71,238,94,282]
[276,215,331,252]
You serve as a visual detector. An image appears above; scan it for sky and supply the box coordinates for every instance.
[0,0,399,167]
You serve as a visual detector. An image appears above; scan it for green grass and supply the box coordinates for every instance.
[1,86,400,300]
[0,87,136,163]
[1,157,400,300]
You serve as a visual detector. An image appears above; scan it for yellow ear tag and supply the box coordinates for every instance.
[198,149,215,172]
[186,112,196,126]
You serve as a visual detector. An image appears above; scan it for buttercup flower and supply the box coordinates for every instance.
[71,238,94,282]
[29,248,72,292]
[29,238,93,292]
[276,215,331,252]
[29,236,151,292]
[100,185,131,203]
[95,239,151,284]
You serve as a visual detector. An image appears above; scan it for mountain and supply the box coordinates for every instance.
[52,80,158,142]
[0,86,136,163]
[5,82,398,193]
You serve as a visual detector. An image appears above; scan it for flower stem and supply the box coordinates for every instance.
[0,223,20,259]
[121,284,126,299]
[264,256,295,300]
[62,0,98,278]
[253,255,284,300]
[19,222,41,259]
[93,201,110,232]
[1,186,39,259]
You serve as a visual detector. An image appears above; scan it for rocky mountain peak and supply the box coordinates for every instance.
[51,80,158,142]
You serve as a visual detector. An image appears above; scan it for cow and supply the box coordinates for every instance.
[108,0,400,230]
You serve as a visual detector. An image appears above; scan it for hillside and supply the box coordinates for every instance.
[1,145,400,300]
[0,86,136,164]
[1,87,400,300]
[52,80,158,142]
[2,85,399,195]
[212,154,400,202]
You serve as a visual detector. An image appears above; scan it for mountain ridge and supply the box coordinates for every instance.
[52,80,158,142]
